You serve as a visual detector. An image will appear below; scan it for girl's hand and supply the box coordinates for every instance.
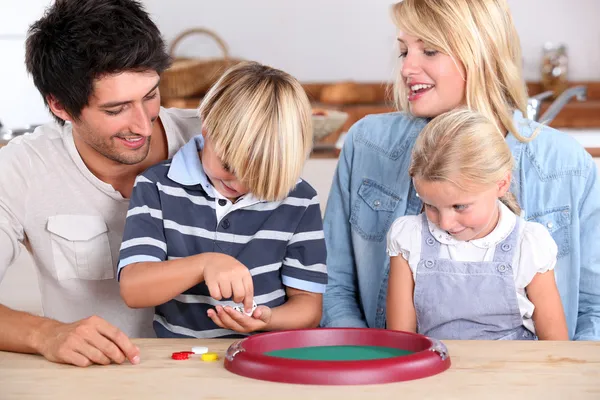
[207,305,272,333]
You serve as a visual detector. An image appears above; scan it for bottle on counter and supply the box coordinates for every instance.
[541,42,569,99]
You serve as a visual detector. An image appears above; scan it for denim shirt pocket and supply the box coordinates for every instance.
[350,178,401,242]
[527,206,571,258]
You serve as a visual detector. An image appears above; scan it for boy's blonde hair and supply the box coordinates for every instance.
[409,108,520,215]
[391,0,530,142]
[198,61,313,201]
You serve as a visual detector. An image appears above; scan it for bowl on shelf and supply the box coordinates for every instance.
[312,109,349,141]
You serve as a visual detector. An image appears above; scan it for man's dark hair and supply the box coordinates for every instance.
[25,0,171,125]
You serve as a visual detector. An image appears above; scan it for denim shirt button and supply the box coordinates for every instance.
[498,264,507,272]
[377,308,384,314]
[547,222,554,229]
[425,260,434,268]
[373,200,381,208]
[426,237,435,246]
[501,243,512,252]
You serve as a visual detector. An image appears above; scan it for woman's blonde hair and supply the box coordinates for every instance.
[391,0,530,142]
[198,61,313,201]
[409,108,520,215]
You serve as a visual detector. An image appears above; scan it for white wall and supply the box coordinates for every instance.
[144,0,600,82]
[0,0,53,129]
[1,0,600,128]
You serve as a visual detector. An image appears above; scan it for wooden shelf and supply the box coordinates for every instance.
[161,81,600,159]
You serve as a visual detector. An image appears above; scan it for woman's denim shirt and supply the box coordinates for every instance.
[321,110,600,340]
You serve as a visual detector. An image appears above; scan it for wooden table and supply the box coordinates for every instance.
[1,339,599,399]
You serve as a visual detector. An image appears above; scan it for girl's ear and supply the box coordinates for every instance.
[497,171,511,197]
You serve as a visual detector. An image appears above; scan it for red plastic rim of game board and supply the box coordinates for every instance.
[224,328,451,385]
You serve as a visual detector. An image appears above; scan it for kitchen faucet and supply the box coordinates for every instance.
[527,85,587,124]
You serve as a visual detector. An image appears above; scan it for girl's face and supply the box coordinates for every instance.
[398,31,466,118]
[414,175,510,241]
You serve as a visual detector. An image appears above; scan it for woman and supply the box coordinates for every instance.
[321,0,600,340]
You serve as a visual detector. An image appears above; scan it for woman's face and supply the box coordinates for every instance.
[398,31,466,118]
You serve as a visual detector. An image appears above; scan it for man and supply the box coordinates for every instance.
[0,0,199,367]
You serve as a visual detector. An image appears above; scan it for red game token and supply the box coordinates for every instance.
[171,352,190,360]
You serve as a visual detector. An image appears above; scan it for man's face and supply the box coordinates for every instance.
[71,71,161,165]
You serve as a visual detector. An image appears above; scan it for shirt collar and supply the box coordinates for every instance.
[427,201,517,248]
[167,135,213,195]
[167,135,266,204]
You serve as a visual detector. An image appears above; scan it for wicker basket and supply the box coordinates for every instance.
[159,28,242,99]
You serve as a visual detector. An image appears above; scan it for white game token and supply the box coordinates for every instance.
[192,346,209,355]
[233,300,257,316]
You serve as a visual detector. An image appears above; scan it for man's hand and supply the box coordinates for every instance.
[202,254,254,313]
[35,316,140,367]
[207,305,272,333]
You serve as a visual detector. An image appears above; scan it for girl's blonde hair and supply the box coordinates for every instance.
[391,0,530,142]
[409,108,521,215]
[198,61,313,201]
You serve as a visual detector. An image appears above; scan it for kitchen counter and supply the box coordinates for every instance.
[1,339,599,399]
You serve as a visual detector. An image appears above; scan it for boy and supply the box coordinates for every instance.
[118,62,327,337]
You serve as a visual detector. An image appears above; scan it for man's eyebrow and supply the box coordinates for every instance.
[98,80,160,108]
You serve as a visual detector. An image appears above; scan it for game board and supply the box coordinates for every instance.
[224,328,451,385]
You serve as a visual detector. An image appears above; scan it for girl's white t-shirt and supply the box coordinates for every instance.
[386,201,558,334]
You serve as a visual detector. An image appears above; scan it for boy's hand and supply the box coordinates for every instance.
[207,305,272,333]
[202,253,254,313]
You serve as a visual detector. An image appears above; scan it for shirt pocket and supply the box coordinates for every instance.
[47,215,114,281]
[350,178,400,242]
[527,206,571,258]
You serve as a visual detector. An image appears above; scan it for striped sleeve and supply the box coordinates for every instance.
[281,195,328,293]
[117,173,167,280]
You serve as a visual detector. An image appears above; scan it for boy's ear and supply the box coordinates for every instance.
[497,171,511,197]
[46,95,72,123]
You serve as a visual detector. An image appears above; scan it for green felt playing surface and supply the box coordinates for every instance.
[264,345,414,361]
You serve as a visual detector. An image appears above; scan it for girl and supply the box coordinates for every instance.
[321,0,600,341]
[386,109,568,340]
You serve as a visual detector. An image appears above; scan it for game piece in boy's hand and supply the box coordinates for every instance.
[233,300,257,316]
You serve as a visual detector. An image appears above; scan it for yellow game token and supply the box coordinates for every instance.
[201,352,219,362]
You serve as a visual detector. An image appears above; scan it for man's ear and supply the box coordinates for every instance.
[46,95,72,122]
[497,171,512,197]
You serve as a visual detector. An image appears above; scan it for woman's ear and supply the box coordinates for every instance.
[497,171,512,197]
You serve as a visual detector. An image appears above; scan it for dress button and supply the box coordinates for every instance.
[501,243,512,252]
[373,200,381,208]
[547,222,553,229]
[218,199,227,206]
[425,260,434,268]
[222,219,230,229]
[426,237,435,246]
[498,264,507,272]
